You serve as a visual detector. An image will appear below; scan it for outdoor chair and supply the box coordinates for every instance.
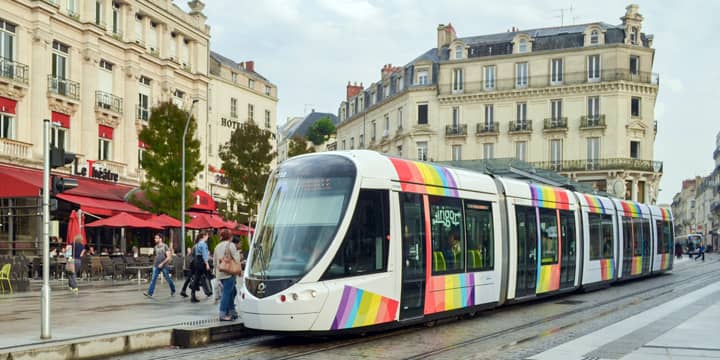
[90,257,103,280]
[32,257,41,279]
[100,257,116,280]
[111,257,126,279]
[0,263,12,294]
[123,256,137,279]
[79,256,91,280]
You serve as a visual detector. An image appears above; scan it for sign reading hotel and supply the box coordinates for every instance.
[221,117,244,130]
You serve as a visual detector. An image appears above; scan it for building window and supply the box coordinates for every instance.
[550,139,562,165]
[590,30,599,45]
[484,65,496,90]
[551,58,563,84]
[50,126,67,151]
[417,70,428,85]
[112,2,121,35]
[230,98,237,118]
[0,114,14,139]
[551,99,562,120]
[99,59,113,71]
[417,103,428,125]
[518,39,528,53]
[248,104,254,121]
[631,97,641,117]
[587,137,600,168]
[95,0,103,26]
[630,141,640,159]
[341,140,346,150]
[451,106,460,129]
[173,89,185,107]
[350,137,354,149]
[371,121,376,140]
[483,143,494,160]
[98,138,112,160]
[66,0,78,16]
[588,55,601,81]
[452,144,462,161]
[515,141,527,161]
[134,13,143,44]
[265,110,271,128]
[397,107,403,129]
[248,78,254,89]
[359,134,364,148]
[515,62,528,88]
[137,76,151,121]
[588,96,600,121]
[417,141,428,161]
[452,68,464,93]
[630,56,640,75]
[52,41,69,80]
[455,45,463,59]
[265,85,271,96]
[231,72,237,83]
[630,27,638,44]
[484,104,494,127]
[516,102,527,123]
[383,113,390,135]
[397,145,403,156]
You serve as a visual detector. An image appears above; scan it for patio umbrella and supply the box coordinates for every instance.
[151,214,182,228]
[186,212,226,230]
[66,210,86,245]
[86,212,164,230]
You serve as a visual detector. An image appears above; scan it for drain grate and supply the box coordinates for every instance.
[556,299,585,305]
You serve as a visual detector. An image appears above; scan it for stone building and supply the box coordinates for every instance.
[336,4,661,203]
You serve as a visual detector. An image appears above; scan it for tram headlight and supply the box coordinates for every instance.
[310,290,317,298]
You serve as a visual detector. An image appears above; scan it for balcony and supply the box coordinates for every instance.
[94,160,126,178]
[509,120,532,134]
[543,117,568,132]
[476,122,499,136]
[445,124,467,137]
[48,75,80,101]
[136,105,150,122]
[95,91,123,114]
[529,158,664,173]
[580,115,607,130]
[0,58,29,85]
[0,138,32,160]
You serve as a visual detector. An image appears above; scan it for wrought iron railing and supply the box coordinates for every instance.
[445,124,467,136]
[530,158,663,173]
[95,91,123,114]
[48,75,80,100]
[543,117,568,130]
[476,122,499,134]
[509,120,532,133]
[580,115,607,129]
[0,57,29,84]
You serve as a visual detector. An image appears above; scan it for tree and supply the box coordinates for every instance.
[287,135,315,158]
[133,101,202,217]
[305,116,336,145]
[219,121,276,220]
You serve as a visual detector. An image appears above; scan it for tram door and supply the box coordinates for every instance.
[621,217,633,276]
[515,206,538,297]
[559,211,576,289]
[399,193,426,320]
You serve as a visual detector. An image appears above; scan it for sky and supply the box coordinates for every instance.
[178,0,719,204]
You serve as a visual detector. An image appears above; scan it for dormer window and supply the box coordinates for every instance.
[518,39,528,53]
[630,27,639,44]
[590,30,599,45]
[455,45,463,60]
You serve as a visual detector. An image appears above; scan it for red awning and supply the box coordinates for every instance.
[51,111,70,128]
[0,166,42,198]
[186,212,226,230]
[0,97,17,114]
[57,193,148,217]
[86,212,162,230]
[190,190,216,211]
[150,214,182,228]
[98,125,114,139]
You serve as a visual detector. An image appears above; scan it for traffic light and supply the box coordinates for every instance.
[50,146,76,169]
[51,176,78,195]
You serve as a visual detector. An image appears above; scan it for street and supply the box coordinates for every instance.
[108,255,720,360]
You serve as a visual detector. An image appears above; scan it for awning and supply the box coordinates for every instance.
[86,212,162,230]
[150,214,182,228]
[0,166,42,198]
[186,212,226,229]
[190,190,217,211]
[57,193,148,217]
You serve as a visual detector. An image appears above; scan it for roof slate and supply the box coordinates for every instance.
[285,111,339,139]
[210,51,271,83]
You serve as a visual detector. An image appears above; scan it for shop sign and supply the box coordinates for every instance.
[73,160,119,182]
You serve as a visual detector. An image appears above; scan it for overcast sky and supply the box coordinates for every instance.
[180,0,718,204]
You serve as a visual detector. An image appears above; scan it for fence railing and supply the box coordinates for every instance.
[530,158,663,173]
[445,124,468,136]
[0,57,29,84]
[95,91,123,114]
[48,75,80,100]
[543,117,568,130]
[509,120,532,133]
[476,122,499,134]
[579,115,607,129]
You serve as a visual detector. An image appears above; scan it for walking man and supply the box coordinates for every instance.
[694,243,705,262]
[144,234,176,298]
[190,231,211,303]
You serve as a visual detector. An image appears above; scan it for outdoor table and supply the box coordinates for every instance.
[126,265,153,287]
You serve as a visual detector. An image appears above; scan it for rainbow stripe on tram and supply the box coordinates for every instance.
[536,264,561,293]
[659,253,671,270]
[530,184,570,210]
[583,194,609,214]
[389,158,459,197]
[660,208,671,221]
[631,256,643,275]
[600,259,615,280]
[425,273,475,314]
[331,286,399,330]
[620,201,643,218]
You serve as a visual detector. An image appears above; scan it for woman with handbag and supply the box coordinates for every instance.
[66,235,85,294]
[213,229,242,321]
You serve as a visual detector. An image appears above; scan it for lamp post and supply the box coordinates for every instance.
[181,99,199,259]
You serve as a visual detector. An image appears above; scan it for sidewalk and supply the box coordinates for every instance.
[0,279,231,357]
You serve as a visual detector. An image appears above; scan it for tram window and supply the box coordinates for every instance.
[559,210,576,255]
[429,196,464,274]
[589,213,613,260]
[516,205,538,267]
[663,221,673,254]
[465,200,494,271]
[322,189,389,279]
[642,219,651,256]
[622,216,633,255]
[400,193,425,277]
[539,208,558,265]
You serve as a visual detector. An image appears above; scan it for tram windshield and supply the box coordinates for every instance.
[248,155,356,281]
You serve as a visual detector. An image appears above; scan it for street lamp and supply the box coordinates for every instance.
[181,99,199,258]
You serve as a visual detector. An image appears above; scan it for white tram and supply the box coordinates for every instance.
[239,151,674,334]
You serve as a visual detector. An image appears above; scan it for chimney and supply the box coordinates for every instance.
[346,82,363,100]
[245,60,255,72]
[436,23,457,55]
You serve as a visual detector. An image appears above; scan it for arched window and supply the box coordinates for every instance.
[455,45,463,59]
[630,27,638,44]
[590,30,599,45]
[518,39,528,53]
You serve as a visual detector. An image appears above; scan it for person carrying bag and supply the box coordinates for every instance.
[214,230,242,321]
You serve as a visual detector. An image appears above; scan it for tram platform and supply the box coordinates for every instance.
[531,254,720,360]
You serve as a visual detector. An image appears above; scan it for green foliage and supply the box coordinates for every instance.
[287,135,315,158]
[241,235,250,255]
[185,235,193,254]
[306,116,336,145]
[208,234,221,253]
[133,102,202,217]
[219,121,276,217]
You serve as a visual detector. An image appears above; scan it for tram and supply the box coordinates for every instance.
[239,151,674,334]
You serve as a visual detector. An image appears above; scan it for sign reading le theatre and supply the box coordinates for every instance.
[74,159,119,183]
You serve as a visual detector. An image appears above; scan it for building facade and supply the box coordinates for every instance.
[336,5,661,203]
[277,110,338,163]
[207,51,278,208]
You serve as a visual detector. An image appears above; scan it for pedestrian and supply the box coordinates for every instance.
[190,231,212,303]
[143,234,176,298]
[214,229,242,321]
[65,235,84,293]
[180,245,196,298]
[695,243,705,262]
[675,242,682,259]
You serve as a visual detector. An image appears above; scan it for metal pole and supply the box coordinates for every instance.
[41,119,51,339]
[181,100,198,259]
